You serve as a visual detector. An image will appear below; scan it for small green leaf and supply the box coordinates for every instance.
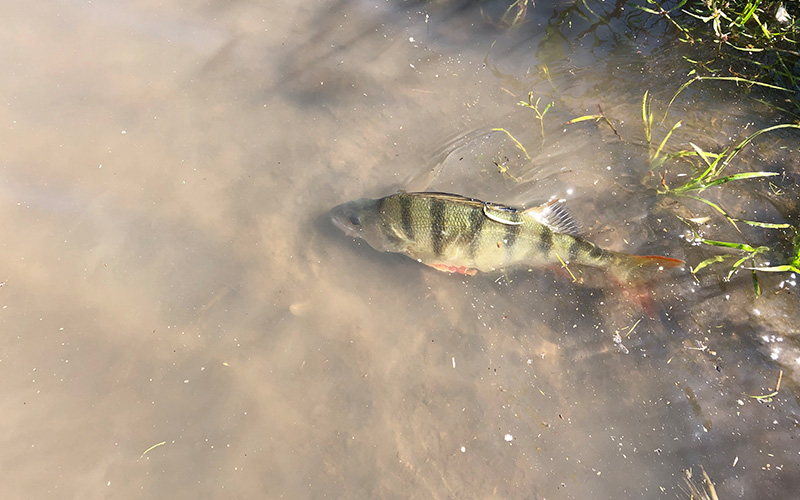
[703,171,778,189]
[752,269,761,297]
[688,142,716,170]
[749,265,800,274]
[724,124,800,167]
[727,254,754,281]
[652,121,682,165]
[736,220,791,229]
[680,196,740,230]
[692,255,730,274]
[490,127,531,160]
[700,239,757,252]
[628,3,661,15]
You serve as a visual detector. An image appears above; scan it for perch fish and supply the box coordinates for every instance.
[330,191,683,285]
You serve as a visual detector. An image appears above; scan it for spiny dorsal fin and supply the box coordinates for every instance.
[406,192,525,222]
[405,192,486,209]
[402,192,578,232]
[524,199,582,236]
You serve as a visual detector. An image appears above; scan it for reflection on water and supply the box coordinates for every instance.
[1,0,798,498]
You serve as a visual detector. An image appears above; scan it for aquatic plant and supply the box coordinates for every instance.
[750,223,800,274]
[501,0,535,28]
[490,127,531,163]
[564,106,623,140]
[689,234,771,287]
[674,192,799,295]
[680,465,720,500]
[518,91,554,145]
[487,92,553,179]
[655,126,785,225]
[642,90,800,291]
[636,0,800,114]
[643,91,684,169]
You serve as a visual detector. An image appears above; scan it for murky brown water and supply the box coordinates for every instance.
[2,1,799,498]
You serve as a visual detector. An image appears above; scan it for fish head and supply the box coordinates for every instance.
[330,198,397,252]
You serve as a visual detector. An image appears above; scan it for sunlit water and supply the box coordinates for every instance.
[1,1,798,498]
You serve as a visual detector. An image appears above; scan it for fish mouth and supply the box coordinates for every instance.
[329,203,362,239]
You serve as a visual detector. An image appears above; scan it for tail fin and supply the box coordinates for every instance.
[616,255,685,286]
[613,255,684,318]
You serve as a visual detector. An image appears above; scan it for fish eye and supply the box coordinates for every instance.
[348,214,362,226]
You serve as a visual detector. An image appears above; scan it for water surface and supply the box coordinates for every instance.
[1,1,799,498]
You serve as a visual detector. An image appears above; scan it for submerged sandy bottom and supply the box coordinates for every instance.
[1,1,798,498]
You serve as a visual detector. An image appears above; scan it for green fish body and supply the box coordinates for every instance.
[330,192,683,284]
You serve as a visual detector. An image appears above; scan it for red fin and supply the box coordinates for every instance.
[619,255,685,285]
[429,263,478,276]
[622,286,659,319]
[633,255,684,268]
[617,255,684,319]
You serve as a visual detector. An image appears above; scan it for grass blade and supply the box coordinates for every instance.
[565,114,602,125]
[692,255,730,274]
[724,124,800,167]
[652,121,682,165]
[687,142,715,170]
[749,265,800,273]
[642,91,652,145]
[702,171,778,189]
[700,239,759,252]
[681,195,739,231]
[727,254,754,280]
[696,76,792,92]
[491,127,531,160]
[752,269,761,297]
[735,219,791,229]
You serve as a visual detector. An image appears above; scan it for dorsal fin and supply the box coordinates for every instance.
[523,199,582,236]
[405,191,486,209]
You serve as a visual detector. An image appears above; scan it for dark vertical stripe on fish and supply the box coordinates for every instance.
[431,198,446,256]
[468,205,485,259]
[504,222,520,256]
[539,226,553,256]
[377,196,388,218]
[568,239,587,262]
[400,195,414,241]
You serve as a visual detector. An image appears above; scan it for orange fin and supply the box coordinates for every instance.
[428,263,478,276]
[617,255,684,318]
[634,255,685,267]
[620,255,684,285]
[622,286,659,319]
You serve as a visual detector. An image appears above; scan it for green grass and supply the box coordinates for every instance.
[639,0,800,115]
[688,234,770,283]
[641,92,800,292]
[518,92,554,145]
[501,0,535,28]
[750,226,800,274]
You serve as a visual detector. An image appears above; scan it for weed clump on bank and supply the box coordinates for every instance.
[634,0,800,114]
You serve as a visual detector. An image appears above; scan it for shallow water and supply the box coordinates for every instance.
[2,1,799,498]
